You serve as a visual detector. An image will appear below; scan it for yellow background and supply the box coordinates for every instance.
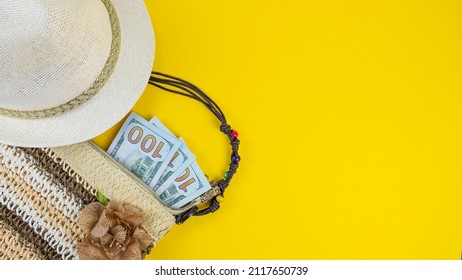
[94,1,462,259]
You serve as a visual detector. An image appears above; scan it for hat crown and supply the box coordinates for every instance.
[0,0,112,111]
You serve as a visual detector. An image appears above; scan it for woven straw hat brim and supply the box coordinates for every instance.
[0,0,154,148]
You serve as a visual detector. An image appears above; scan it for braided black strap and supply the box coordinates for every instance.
[148,72,240,224]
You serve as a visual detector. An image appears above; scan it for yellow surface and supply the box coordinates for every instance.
[94,1,462,259]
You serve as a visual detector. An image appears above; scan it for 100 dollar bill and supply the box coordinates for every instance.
[156,161,211,209]
[149,117,196,191]
[107,113,181,189]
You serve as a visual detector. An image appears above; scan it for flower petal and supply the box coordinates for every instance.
[111,225,127,244]
[133,228,153,251]
[78,202,105,234]
[114,211,144,228]
[106,201,125,228]
[104,244,123,260]
[107,201,125,213]
[90,209,110,238]
[100,233,114,247]
[77,238,108,260]
[123,204,143,216]
[88,234,103,247]
[119,240,141,260]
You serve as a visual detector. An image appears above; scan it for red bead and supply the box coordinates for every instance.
[231,130,239,138]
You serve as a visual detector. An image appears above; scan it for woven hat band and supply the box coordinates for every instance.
[0,0,121,120]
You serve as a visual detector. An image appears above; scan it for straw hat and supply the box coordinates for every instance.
[0,0,154,147]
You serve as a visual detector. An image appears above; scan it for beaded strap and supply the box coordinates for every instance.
[149,72,241,224]
[0,0,121,119]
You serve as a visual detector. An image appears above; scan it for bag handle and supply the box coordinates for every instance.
[148,72,240,224]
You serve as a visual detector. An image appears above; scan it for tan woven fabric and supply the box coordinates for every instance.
[1,169,84,259]
[0,225,40,260]
[0,141,174,260]
[0,204,60,259]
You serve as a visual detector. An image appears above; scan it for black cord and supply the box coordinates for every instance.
[148,72,240,224]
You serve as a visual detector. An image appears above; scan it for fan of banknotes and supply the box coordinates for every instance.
[107,113,211,209]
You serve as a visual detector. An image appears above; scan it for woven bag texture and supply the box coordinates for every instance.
[0,141,174,260]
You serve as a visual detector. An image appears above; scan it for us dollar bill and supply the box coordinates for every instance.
[149,116,173,137]
[149,117,196,191]
[107,112,181,189]
[156,161,212,209]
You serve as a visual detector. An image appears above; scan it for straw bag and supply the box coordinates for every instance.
[0,141,178,260]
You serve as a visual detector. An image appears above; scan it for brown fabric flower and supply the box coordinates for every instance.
[77,201,153,260]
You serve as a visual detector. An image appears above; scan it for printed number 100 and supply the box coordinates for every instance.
[127,126,164,159]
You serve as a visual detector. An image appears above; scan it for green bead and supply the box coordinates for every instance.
[224,171,229,179]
